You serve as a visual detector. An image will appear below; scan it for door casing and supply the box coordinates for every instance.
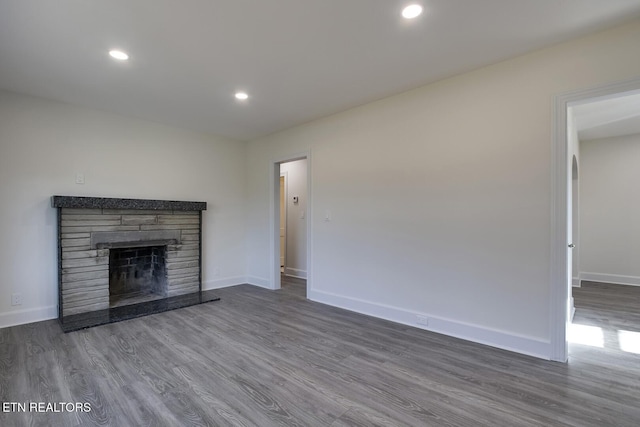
[551,77,640,362]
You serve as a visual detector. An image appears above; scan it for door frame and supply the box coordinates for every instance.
[279,171,288,271]
[550,77,640,362]
[269,151,312,292]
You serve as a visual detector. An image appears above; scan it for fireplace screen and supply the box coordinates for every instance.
[109,246,168,307]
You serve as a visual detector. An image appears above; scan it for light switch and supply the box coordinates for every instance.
[300,211,305,219]
[324,210,331,221]
[75,173,85,184]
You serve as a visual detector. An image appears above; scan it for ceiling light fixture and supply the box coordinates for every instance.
[235,91,249,101]
[109,50,129,60]
[402,4,423,19]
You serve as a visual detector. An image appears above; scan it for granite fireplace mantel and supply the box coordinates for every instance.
[52,195,218,332]
[51,195,207,211]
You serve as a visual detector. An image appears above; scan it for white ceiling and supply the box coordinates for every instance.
[2,1,640,141]
[573,92,640,141]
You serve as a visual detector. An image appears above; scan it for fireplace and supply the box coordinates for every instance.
[109,245,168,307]
[52,196,219,332]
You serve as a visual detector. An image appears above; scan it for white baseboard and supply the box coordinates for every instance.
[246,276,271,289]
[1,276,254,329]
[202,276,248,290]
[308,289,551,360]
[0,305,58,329]
[572,277,581,287]
[580,272,640,287]
[284,267,307,279]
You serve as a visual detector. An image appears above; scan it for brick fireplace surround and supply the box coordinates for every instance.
[52,196,219,332]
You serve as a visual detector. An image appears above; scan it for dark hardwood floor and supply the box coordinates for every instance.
[1,279,639,426]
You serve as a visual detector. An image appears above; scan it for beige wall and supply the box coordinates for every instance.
[245,19,640,359]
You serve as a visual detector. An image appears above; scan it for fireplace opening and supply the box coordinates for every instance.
[109,245,168,307]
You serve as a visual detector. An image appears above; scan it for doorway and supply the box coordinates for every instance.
[271,154,311,295]
[552,77,640,362]
[567,90,640,360]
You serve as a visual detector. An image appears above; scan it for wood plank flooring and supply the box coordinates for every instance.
[1,279,639,426]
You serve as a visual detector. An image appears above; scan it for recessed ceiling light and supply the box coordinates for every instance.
[402,4,423,19]
[109,50,129,60]
[235,92,249,101]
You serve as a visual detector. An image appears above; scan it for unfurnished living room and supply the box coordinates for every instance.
[2,1,640,426]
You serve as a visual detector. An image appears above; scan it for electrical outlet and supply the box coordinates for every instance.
[213,267,220,276]
[75,172,85,184]
[416,315,429,326]
[11,293,22,306]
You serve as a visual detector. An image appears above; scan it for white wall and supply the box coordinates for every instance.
[580,133,640,286]
[0,91,247,327]
[280,159,307,278]
[246,19,640,359]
